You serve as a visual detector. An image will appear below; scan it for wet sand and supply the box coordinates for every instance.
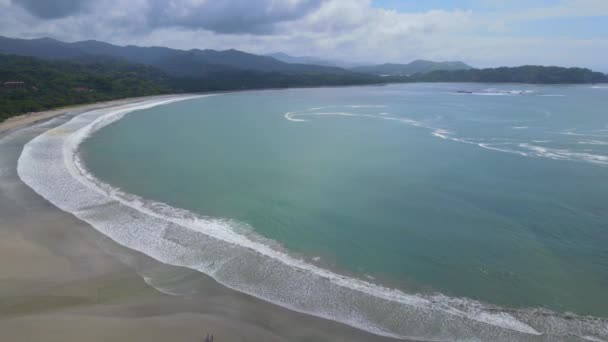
[0,98,404,342]
[0,97,161,134]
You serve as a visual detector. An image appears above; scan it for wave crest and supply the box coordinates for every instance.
[16,96,608,341]
[285,107,608,166]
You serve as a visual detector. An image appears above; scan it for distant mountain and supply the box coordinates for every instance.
[266,52,339,67]
[0,36,351,77]
[351,60,473,76]
[2,35,606,124]
[0,54,173,121]
[408,65,608,84]
[0,36,88,59]
[0,52,386,122]
[267,52,366,69]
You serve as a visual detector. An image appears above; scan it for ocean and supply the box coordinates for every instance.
[21,84,608,341]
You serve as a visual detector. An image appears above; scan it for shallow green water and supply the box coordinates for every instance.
[82,84,608,317]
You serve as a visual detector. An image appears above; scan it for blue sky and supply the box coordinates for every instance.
[1,0,607,71]
[373,0,608,39]
[374,0,483,11]
[374,0,563,12]
[506,16,608,39]
[370,0,608,70]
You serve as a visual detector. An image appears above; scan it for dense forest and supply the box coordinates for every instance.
[408,65,608,84]
[351,60,473,75]
[0,55,174,121]
[0,54,386,121]
[1,53,607,123]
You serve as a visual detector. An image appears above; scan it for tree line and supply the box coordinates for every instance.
[1,54,606,123]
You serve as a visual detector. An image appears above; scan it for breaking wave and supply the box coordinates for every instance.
[16,96,608,341]
[518,144,608,164]
[453,89,535,96]
[579,140,608,146]
[285,107,608,166]
[452,89,566,97]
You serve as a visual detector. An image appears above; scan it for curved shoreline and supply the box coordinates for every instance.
[16,94,608,341]
[0,101,403,342]
[0,96,174,135]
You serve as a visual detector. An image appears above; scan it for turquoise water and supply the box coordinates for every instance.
[82,84,608,319]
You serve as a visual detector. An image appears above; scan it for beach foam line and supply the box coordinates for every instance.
[459,89,535,96]
[578,140,608,146]
[554,130,608,138]
[518,143,608,165]
[285,107,608,166]
[16,96,608,341]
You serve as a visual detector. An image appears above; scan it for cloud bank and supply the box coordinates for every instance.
[11,0,93,19]
[146,0,325,34]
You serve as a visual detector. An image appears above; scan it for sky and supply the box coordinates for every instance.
[1,0,607,71]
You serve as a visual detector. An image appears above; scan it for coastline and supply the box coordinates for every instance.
[0,95,175,134]
[2,81,603,135]
[5,92,608,341]
[0,96,405,342]
[18,95,538,341]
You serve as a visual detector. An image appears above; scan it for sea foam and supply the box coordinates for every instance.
[285,107,608,166]
[16,96,608,342]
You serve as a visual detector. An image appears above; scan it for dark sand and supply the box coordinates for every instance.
[0,99,405,342]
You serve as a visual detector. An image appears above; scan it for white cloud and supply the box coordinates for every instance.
[145,0,325,34]
[0,0,606,70]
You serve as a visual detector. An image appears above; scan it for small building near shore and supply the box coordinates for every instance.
[3,81,26,89]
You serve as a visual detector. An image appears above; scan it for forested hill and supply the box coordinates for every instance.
[0,54,173,122]
[352,60,473,76]
[0,54,384,122]
[1,35,607,123]
[0,35,352,76]
[408,66,608,84]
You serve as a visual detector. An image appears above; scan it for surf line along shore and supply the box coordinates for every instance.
[0,95,173,134]
[0,94,402,342]
[10,91,603,341]
[10,92,601,342]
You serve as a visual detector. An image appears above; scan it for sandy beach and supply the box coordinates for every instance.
[0,97,166,134]
[0,98,402,342]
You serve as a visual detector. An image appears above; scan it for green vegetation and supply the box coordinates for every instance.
[408,65,608,84]
[0,54,386,122]
[170,70,383,92]
[0,35,358,77]
[0,54,173,122]
[1,51,607,123]
[352,60,472,76]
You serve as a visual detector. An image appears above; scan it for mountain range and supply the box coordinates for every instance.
[266,52,473,75]
[2,35,607,122]
[265,52,341,67]
[265,52,367,69]
[0,36,472,77]
[0,36,354,77]
[351,60,473,76]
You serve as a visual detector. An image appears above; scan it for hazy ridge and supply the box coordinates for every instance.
[1,35,607,122]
